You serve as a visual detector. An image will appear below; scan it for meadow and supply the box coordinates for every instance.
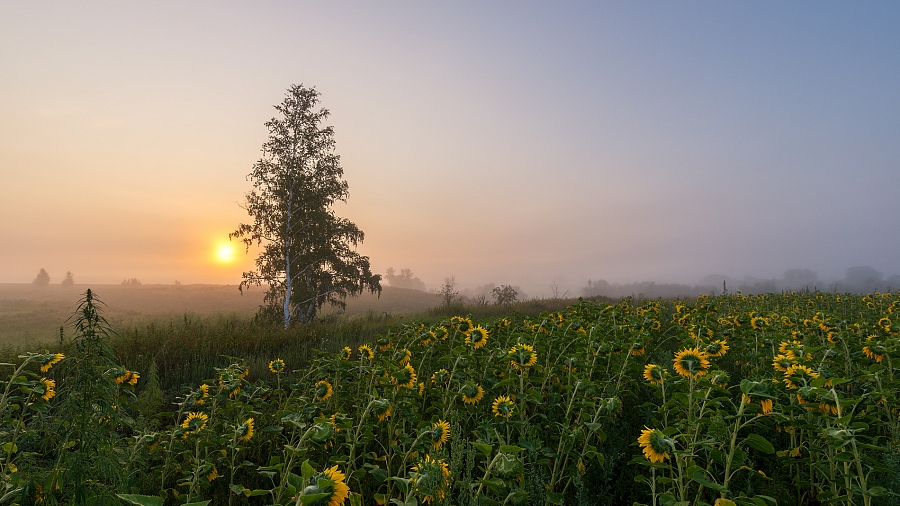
[1,289,899,506]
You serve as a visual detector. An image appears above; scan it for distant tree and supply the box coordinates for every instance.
[779,269,819,291]
[492,284,519,305]
[62,271,74,285]
[33,268,50,286]
[121,278,142,286]
[384,267,426,291]
[230,84,381,328]
[438,277,460,307]
[841,266,883,294]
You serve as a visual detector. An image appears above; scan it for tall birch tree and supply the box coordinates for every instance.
[231,85,381,328]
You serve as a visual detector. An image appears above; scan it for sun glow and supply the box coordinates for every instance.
[216,243,235,263]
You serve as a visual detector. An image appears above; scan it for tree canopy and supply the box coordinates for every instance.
[232,84,381,327]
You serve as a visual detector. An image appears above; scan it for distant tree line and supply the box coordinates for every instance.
[582,266,900,299]
[31,268,74,286]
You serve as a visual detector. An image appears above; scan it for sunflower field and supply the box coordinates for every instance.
[2,289,900,505]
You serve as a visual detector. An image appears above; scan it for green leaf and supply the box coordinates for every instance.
[690,471,727,493]
[498,445,523,454]
[116,494,163,506]
[1,443,17,454]
[301,460,315,480]
[228,485,245,496]
[299,493,330,504]
[744,434,775,454]
[182,501,211,506]
[472,442,493,458]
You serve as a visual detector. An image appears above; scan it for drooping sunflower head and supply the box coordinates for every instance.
[863,344,886,363]
[237,418,254,442]
[430,368,450,387]
[372,399,392,421]
[411,455,451,504]
[783,364,819,389]
[492,395,515,418]
[877,317,891,332]
[340,347,352,360]
[456,317,474,335]
[38,352,65,373]
[466,326,489,349]
[430,326,449,341]
[181,412,209,436]
[394,363,417,389]
[460,383,484,405]
[195,383,210,405]
[431,420,451,449]
[772,354,794,373]
[643,364,667,385]
[299,465,350,506]
[268,358,286,373]
[39,377,56,401]
[705,340,729,357]
[398,348,412,365]
[751,316,770,330]
[315,380,334,401]
[376,337,392,352]
[508,343,538,370]
[759,398,774,415]
[672,347,710,379]
[638,427,671,463]
[358,344,374,360]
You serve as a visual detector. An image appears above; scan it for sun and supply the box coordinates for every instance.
[216,243,235,263]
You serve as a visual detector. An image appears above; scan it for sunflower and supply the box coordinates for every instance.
[631,346,646,357]
[431,369,450,387]
[398,348,412,365]
[128,371,140,386]
[299,465,350,506]
[454,317,474,335]
[492,395,515,418]
[394,363,417,389]
[411,455,451,504]
[704,340,729,357]
[643,364,666,385]
[181,412,209,436]
[195,384,210,405]
[878,317,892,331]
[460,383,485,405]
[672,347,710,379]
[376,337,392,352]
[508,343,538,370]
[358,344,374,360]
[638,427,671,463]
[206,466,219,482]
[466,326,489,349]
[430,326,449,341]
[759,398,773,415]
[783,364,819,389]
[772,354,794,373]
[268,358,286,374]
[863,345,885,363]
[39,377,56,401]
[372,399,392,421]
[340,347,352,360]
[431,420,451,449]
[238,418,254,442]
[315,380,334,401]
[38,353,65,373]
[750,316,769,330]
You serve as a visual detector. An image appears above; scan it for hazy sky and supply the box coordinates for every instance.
[2,2,899,296]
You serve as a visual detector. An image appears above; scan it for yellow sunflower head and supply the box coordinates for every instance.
[638,427,671,463]
[38,352,65,373]
[430,368,451,387]
[863,345,885,363]
[430,326,449,341]
[181,412,209,436]
[39,377,56,401]
[315,380,334,401]
[372,399,392,421]
[460,383,484,405]
[195,383,210,405]
[411,455,451,504]
[704,340,729,357]
[466,326,489,349]
[508,343,538,370]
[237,418,254,442]
[340,347,352,360]
[673,347,710,379]
[759,398,774,415]
[772,354,793,373]
[750,316,769,330]
[431,420,451,449]
[492,395,515,418]
[394,363,417,389]
[456,318,474,335]
[358,344,374,360]
[299,465,350,506]
[643,364,667,385]
[783,364,819,389]
[268,358,286,373]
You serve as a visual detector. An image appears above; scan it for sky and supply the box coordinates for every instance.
[2,2,899,296]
